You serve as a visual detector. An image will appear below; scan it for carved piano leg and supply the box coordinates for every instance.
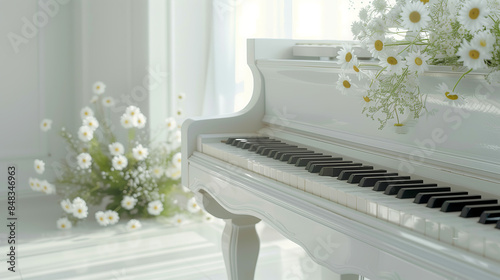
[198,190,261,280]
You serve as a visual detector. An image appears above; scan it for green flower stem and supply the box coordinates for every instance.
[452,68,473,92]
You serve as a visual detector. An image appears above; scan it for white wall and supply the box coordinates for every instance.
[0,0,160,196]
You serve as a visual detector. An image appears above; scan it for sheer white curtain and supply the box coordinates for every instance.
[170,0,360,119]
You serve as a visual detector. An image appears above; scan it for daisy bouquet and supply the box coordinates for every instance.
[32,82,212,230]
[342,0,500,129]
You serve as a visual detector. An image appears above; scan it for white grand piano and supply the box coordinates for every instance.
[181,39,500,280]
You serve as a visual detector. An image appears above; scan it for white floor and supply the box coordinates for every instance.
[0,193,342,280]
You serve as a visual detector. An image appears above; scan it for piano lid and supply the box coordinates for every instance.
[250,39,500,184]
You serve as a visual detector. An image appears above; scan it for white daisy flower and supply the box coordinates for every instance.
[90,96,98,104]
[351,21,364,39]
[29,178,38,191]
[121,196,138,210]
[57,218,72,230]
[93,81,106,95]
[459,0,491,32]
[350,58,364,80]
[33,178,42,192]
[379,51,406,74]
[372,0,387,13]
[457,40,490,69]
[112,155,128,171]
[336,45,356,69]
[40,119,52,132]
[108,142,125,156]
[437,83,465,105]
[147,200,164,216]
[80,106,94,119]
[72,202,89,219]
[336,73,355,95]
[132,144,148,161]
[166,166,181,180]
[172,152,182,168]
[120,114,134,129]
[105,210,119,225]
[78,126,94,142]
[60,199,73,214]
[151,166,164,178]
[172,214,187,226]
[125,105,141,119]
[127,219,142,231]
[76,153,92,169]
[72,197,86,207]
[365,36,388,59]
[95,211,109,226]
[165,117,177,131]
[487,71,500,86]
[176,108,183,117]
[186,197,201,213]
[406,50,431,74]
[34,159,45,174]
[41,180,55,194]
[173,130,182,143]
[102,97,115,107]
[367,17,387,36]
[471,31,495,53]
[83,116,99,131]
[203,212,215,223]
[135,113,147,129]
[400,2,431,31]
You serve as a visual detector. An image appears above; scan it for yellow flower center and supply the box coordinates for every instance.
[43,123,47,127]
[177,111,182,115]
[138,151,142,155]
[61,224,66,228]
[83,132,87,136]
[409,11,421,23]
[138,119,142,123]
[100,217,104,221]
[343,80,351,89]
[154,206,158,210]
[363,96,371,102]
[353,65,360,72]
[177,219,182,223]
[445,91,459,100]
[85,112,89,116]
[127,202,131,205]
[387,57,398,65]
[115,148,119,152]
[177,158,181,163]
[415,57,423,66]
[43,186,48,190]
[469,8,480,20]
[178,95,183,100]
[65,205,69,209]
[78,209,82,213]
[394,123,404,127]
[469,50,480,60]
[118,161,122,165]
[480,40,487,47]
[374,40,383,51]
[420,0,429,3]
[37,165,40,169]
[96,86,100,90]
[192,203,197,208]
[106,99,111,103]
[131,112,135,116]
[82,159,86,163]
[109,216,113,220]
[89,122,93,126]
[131,225,136,229]
[345,52,352,62]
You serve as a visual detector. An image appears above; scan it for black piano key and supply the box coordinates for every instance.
[479,211,500,224]
[441,199,498,212]
[307,161,354,173]
[295,157,342,167]
[249,143,290,152]
[279,152,321,161]
[338,169,388,181]
[225,137,269,145]
[372,179,424,192]
[384,183,438,195]
[241,140,282,149]
[396,187,452,199]
[426,195,481,208]
[460,204,500,218]
[288,154,328,164]
[255,144,297,154]
[260,146,301,156]
[319,165,374,177]
[358,176,411,187]
[269,149,310,158]
[347,173,398,184]
[414,191,470,204]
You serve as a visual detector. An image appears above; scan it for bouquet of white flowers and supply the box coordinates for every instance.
[342,0,500,129]
[32,82,212,230]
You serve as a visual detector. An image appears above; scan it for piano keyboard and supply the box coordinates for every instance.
[201,136,500,262]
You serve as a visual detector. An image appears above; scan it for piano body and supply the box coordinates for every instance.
[181,39,500,280]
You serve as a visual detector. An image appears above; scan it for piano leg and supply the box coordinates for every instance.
[199,190,261,280]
